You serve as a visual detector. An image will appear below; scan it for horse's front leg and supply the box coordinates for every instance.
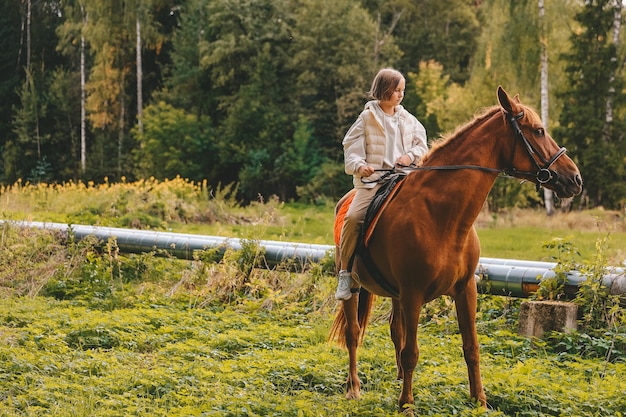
[454,277,487,407]
[390,298,404,380]
[398,299,422,411]
[342,295,361,399]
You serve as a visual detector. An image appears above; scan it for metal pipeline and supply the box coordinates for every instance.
[5,221,626,297]
[7,221,332,267]
[476,257,626,297]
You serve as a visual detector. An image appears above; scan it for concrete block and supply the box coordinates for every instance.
[518,300,578,338]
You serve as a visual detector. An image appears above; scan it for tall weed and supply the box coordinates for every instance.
[533,235,626,363]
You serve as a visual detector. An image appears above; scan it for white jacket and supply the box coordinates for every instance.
[343,101,428,188]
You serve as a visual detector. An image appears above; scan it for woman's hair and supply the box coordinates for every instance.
[368,68,404,100]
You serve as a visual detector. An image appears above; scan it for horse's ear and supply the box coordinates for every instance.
[497,86,517,113]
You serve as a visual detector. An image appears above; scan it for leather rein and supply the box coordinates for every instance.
[367,110,567,189]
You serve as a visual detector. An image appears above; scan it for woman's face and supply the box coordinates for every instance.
[382,78,405,107]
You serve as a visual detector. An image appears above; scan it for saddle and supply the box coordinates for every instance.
[357,174,405,297]
[335,173,406,298]
[361,173,406,247]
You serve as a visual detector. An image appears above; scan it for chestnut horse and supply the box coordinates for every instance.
[329,87,582,411]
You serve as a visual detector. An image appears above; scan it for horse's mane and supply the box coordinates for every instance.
[419,105,502,165]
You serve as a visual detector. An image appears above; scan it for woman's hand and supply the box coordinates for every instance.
[357,165,375,176]
[395,154,413,166]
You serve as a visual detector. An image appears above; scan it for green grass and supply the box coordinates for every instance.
[477,227,626,263]
[1,296,625,417]
[174,202,336,245]
[1,180,626,416]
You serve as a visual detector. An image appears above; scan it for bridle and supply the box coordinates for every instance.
[366,108,568,189]
[503,110,567,187]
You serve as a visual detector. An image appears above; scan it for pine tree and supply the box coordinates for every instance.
[554,0,626,208]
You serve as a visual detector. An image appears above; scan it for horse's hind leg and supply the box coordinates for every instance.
[454,277,487,407]
[390,298,404,380]
[343,295,361,399]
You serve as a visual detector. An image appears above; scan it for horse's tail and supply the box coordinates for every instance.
[328,289,376,347]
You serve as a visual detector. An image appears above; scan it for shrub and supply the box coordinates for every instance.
[534,237,580,301]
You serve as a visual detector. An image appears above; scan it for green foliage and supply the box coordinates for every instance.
[534,237,581,301]
[27,156,52,184]
[382,0,480,84]
[5,0,623,210]
[574,236,626,331]
[272,116,327,201]
[534,234,626,330]
[296,161,353,204]
[408,60,478,137]
[65,327,121,350]
[554,0,626,208]
[196,0,296,200]
[0,0,22,139]
[1,294,625,416]
[545,330,626,363]
[0,223,94,298]
[534,235,626,363]
[290,0,399,148]
[132,102,217,182]
[487,178,544,212]
[9,70,49,182]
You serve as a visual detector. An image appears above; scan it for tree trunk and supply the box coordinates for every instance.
[118,89,125,177]
[26,0,31,73]
[539,0,554,215]
[604,0,622,135]
[136,17,143,134]
[80,8,87,174]
[17,1,25,71]
[373,9,404,68]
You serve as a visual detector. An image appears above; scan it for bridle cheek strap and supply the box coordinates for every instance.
[506,111,567,186]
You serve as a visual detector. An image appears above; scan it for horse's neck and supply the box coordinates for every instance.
[426,114,506,171]
[407,115,506,225]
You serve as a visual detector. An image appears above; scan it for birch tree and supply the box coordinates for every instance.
[603,0,622,136]
[136,16,143,134]
[56,0,89,175]
[131,0,163,135]
[80,5,87,173]
[539,0,555,215]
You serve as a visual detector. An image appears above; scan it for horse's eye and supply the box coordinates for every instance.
[536,128,545,137]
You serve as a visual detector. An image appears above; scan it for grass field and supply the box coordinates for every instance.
[0,179,625,416]
[1,293,625,416]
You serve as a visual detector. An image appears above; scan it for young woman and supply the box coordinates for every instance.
[336,68,428,300]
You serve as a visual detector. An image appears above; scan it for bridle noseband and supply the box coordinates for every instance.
[504,110,567,187]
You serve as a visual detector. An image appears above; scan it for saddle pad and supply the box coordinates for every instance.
[334,190,355,246]
[362,176,405,247]
[333,175,406,248]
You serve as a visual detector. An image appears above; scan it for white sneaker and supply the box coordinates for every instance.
[335,270,353,300]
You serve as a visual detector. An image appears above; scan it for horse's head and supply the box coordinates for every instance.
[497,86,583,198]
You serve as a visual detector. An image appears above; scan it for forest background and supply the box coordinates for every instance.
[2,0,626,210]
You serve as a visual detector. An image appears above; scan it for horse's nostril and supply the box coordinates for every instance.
[575,175,583,187]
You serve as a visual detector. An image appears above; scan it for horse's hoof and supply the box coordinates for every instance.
[346,390,360,400]
[400,404,415,416]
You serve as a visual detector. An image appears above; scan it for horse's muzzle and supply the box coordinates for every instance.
[554,172,583,198]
